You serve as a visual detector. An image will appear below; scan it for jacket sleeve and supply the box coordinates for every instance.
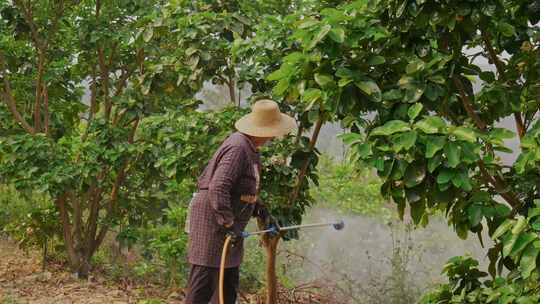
[207,145,245,228]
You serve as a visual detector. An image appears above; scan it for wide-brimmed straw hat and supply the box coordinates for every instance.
[235,99,297,137]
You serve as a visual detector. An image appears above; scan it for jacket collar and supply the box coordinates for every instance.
[237,132,258,153]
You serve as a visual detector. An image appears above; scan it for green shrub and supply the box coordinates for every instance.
[0,185,62,267]
[419,256,540,304]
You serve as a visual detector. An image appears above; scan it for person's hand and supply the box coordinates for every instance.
[223,225,243,246]
[266,222,280,237]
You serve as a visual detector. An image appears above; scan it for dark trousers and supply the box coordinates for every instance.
[185,264,239,304]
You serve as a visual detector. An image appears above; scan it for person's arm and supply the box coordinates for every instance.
[207,145,245,228]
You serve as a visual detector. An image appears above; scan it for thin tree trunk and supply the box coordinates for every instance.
[264,237,280,304]
[227,77,236,104]
[42,237,48,272]
[56,194,79,272]
[288,118,324,206]
[33,52,45,132]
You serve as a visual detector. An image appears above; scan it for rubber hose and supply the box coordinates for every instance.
[219,235,233,304]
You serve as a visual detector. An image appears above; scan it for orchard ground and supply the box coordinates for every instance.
[0,204,488,304]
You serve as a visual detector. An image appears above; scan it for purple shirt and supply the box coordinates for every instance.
[188,132,263,268]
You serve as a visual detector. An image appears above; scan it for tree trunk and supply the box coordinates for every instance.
[264,237,280,304]
[42,237,48,272]
[77,256,91,279]
[228,78,236,105]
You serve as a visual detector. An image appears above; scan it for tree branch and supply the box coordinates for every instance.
[13,0,45,50]
[481,30,525,139]
[452,76,486,130]
[81,66,99,143]
[451,77,522,209]
[97,48,111,121]
[481,31,505,77]
[93,118,140,254]
[56,193,79,269]
[288,118,323,206]
[0,53,36,134]
[84,169,106,254]
[43,85,49,136]
[33,52,45,132]
[478,161,520,208]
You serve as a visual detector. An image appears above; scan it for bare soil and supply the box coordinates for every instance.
[0,239,184,304]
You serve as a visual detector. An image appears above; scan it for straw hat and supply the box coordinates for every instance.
[235,99,297,137]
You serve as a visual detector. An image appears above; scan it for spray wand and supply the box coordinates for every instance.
[219,220,345,304]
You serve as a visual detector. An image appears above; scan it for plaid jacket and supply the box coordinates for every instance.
[187,132,263,268]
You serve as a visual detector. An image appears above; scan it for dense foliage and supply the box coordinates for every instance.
[259,0,539,302]
[0,1,317,285]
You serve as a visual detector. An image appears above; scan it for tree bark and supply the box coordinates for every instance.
[264,237,280,304]
[0,52,36,134]
[33,52,45,132]
[227,77,236,105]
[288,117,324,206]
[56,194,80,273]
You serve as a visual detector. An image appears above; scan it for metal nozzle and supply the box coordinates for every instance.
[333,220,345,230]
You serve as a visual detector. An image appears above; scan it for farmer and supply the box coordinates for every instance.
[184,99,297,304]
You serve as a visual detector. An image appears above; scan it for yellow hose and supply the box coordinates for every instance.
[219,235,233,304]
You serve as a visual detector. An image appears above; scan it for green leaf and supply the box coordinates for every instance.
[267,64,293,81]
[383,89,402,100]
[428,154,442,172]
[355,81,381,101]
[512,216,528,235]
[406,59,425,74]
[532,219,540,231]
[415,116,446,134]
[407,103,423,120]
[429,75,446,84]
[308,109,319,123]
[437,169,454,184]
[371,120,411,136]
[453,171,472,191]
[467,204,483,227]
[490,128,515,140]
[314,73,334,88]
[456,223,468,240]
[519,243,540,278]
[403,85,425,103]
[410,200,426,225]
[338,78,353,87]
[303,88,322,103]
[404,162,426,188]
[308,24,332,49]
[425,136,446,158]
[444,143,461,168]
[503,232,519,257]
[498,22,516,37]
[528,207,540,220]
[356,143,372,158]
[339,133,363,145]
[492,219,514,239]
[510,232,536,257]
[514,151,534,174]
[328,27,345,43]
[367,55,386,66]
[394,131,417,152]
[272,79,289,96]
[452,127,477,143]
[298,18,319,29]
[143,27,153,42]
